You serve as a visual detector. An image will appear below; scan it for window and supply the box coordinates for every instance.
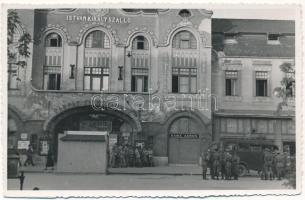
[172,31,197,49]
[132,36,148,50]
[43,66,61,90]
[256,71,269,97]
[44,33,63,90]
[178,9,191,18]
[224,33,237,44]
[225,71,238,96]
[131,36,149,92]
[84,67,109,91]
[45,33,62,47]
[172,68,197,93]
[8,64,19,89]
[267,34,280,45]
[286,71,295,97]
[268,34,279,41]
[85,31,110,48]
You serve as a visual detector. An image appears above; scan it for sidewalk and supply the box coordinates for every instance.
[20,164,203,175]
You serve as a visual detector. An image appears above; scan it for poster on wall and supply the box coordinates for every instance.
[39,140,49,156]
[17,140,30,149]
[20,133,28,140]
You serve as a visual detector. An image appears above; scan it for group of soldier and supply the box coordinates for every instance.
[109,143,154,168]
[201,148,240,180]
[261,148,290,181]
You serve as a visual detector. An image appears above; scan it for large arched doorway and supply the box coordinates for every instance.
[168,116,209,164]
[46,106,141,162]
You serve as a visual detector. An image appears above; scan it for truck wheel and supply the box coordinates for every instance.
[239,164,247,177]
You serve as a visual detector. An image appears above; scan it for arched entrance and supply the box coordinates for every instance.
[166,113,211,164]
[45,106,141,162]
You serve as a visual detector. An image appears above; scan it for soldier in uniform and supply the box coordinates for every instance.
[231,150,240,180]
[206,149,213,179]
[135,146,141,167]
[110,143,118,168]
[263,148,273,180]
[147,146,154,167]
[201,151,208,180]
[224,150,232,180]
[220,148,226,180]
[128,145,135,167]
[212,148,221,180]
[274,150,286,180]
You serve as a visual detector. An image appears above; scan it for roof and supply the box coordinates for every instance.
[212,19,295,34]
[60,134,106,142]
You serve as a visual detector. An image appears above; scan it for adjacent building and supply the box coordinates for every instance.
[7,9,295,167]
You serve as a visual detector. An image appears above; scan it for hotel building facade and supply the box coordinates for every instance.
[7,9,295,166]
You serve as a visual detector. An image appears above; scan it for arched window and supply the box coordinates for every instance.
[132,36,148,50]
[172,30,198,93]
[172,31,197,49]
[84,30,110,91]
[45,33,62,47]
[85,30,110,48]
[131,35,149,92]
[43,32,63,90]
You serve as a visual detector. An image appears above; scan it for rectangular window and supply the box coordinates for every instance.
[131,68,148,92]
[172,68,197,93]
[84,67,109,91]
[43,66,61,90]
[256,71,268,97]
[225,71,238,96]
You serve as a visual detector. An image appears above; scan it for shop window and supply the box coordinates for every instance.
[255,71,269,97]
[45,33,62,47]
[225,70,238,96]
[172,31,197,49]
[85,31,110,48]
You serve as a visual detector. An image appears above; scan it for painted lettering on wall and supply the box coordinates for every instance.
[66,15,131,23]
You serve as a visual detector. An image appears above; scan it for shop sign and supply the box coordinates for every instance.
[169,133,199,139]
[65,15,131,24]
[20,133,28,140]
[17,140,30,149]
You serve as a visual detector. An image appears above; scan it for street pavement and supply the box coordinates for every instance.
[7,172,289,190]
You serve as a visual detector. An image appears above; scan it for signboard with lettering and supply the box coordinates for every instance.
[20,133,28,140]
[39,140,49,156]
[169,133,199,139]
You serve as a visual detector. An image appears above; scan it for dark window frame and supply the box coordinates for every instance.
[84,67,109,91]
[172,68,197,93]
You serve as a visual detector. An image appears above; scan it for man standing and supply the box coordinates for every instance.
[274,150,285,180]
[224,150,232,180]
[231,151,240,180]
[201,151,208,180]
[212,148,221,180]
[263,148,273,180]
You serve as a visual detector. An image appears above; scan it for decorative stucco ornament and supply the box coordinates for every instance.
[88,9,109,16]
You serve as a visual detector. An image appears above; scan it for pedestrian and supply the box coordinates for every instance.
[128,145,135,167]
[231,151,240,180]
[201,152,208,180]
[25,144,35,166]
[123,144,129,167]
[19,171,25,190]
[118,145,126,168]
[212,148,221,180]
[110,143,119,168]
[45,148,54,171]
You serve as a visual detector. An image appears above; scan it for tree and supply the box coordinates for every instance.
[7,10,31,74]
[273,62,295,113]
